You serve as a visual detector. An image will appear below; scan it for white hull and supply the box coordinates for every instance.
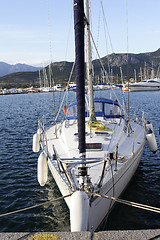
[88,142,145,231]
[37,97,146,231]
[93,85,110,91]
[47,136,145,231]
[40,87,50,93]
[129,79,160,92]
[130,86,160,92]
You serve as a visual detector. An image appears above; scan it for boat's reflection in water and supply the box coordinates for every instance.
[33,172,70,232]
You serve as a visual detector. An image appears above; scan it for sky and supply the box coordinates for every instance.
[0,0,160,67]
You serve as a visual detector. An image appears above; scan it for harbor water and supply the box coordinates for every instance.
[0,89,159,232]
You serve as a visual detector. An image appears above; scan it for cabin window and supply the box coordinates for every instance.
[67,105,77,118]
[66,104,88,119]
[94,102,102,112]
[148,80,157,83]
[104,103,120,116]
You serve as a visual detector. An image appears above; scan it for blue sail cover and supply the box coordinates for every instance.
[73,0,86,155]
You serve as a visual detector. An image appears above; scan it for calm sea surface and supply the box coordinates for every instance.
[0,89,159,232]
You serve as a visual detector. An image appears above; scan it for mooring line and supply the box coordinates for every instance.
[0,194,72,218]
[94,193,160,214]
[1,192,159,218]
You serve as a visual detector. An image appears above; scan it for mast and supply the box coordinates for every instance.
[144,61,147,80]
[151,61,154,79]
[134,69,136,82]
[140,67,142,81]
[73,0,86,156]
[84,0,95,120]
[38,70,42,89]
[49,64,52,88]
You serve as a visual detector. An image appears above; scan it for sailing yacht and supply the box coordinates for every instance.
[33,0,157,232]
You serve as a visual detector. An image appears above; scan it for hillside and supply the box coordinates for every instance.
[95,48,160,80]
[0,62,41,77]
[0,48,160,88]
[0,71,39,88]
[0,61,74,88]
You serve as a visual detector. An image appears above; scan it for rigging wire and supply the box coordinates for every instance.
[120,66,127,115]
[46,0,56,120]
[100,0,114,53]
[85,1,128,115]
[46,0,53,65]
[55,62,75,122]
[46,0,53,87]
[126,0,131,134]
[64,12,73,62]
[47,1,73,122]
[96,5,101,51]
[102,159,115,230]
[102,7,110,77]
[126,0,129,58]
[89,28,127,114]
[100,0,112,83]
[99,0,129,117]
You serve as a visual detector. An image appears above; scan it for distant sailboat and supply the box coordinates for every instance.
[39,65,54,92]
[33,0,157,232]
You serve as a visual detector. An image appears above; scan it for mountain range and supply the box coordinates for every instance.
[0,62,41,77]
[0,48,160,88]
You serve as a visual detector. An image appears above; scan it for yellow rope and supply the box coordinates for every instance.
[87,120,113,132]
[28,233,59,240]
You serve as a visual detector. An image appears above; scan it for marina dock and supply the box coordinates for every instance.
[0,229,160,240]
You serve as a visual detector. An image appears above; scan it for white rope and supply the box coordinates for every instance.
[94,193,160,214]
[0,194,72,218]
